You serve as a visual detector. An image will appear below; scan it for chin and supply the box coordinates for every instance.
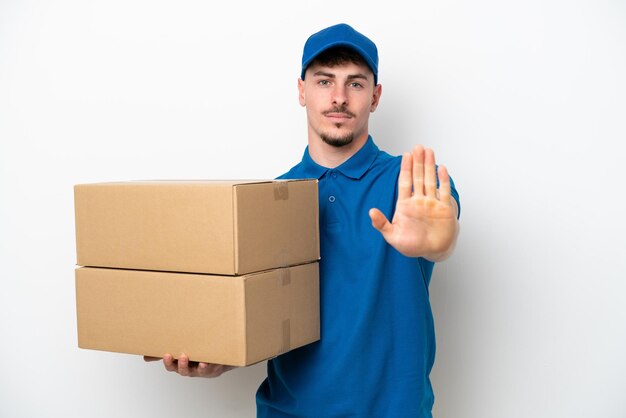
[320,132,354,148]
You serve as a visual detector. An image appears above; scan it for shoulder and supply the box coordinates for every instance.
[276,162,305,180]
[370,149,402,177]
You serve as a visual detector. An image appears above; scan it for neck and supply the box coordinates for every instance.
[307,131,369,168]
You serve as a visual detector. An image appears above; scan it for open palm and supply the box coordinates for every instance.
[369,145,459,261]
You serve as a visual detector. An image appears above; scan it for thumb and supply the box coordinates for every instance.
[369,208,393,239]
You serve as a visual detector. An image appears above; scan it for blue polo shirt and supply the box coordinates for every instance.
[256,137,460,418]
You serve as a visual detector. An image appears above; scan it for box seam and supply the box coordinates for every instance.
[233,185,239,275]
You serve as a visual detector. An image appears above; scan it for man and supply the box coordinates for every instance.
[147,23,460,417]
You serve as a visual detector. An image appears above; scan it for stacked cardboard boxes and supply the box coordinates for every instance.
[74,180,320,366]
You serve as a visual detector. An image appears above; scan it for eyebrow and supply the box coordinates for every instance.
[312,71,369,81]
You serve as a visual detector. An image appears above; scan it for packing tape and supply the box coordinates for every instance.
[278,249,290,268]
[277,248,292,267]
[280,268,291,286]
[282,319,291,352]
[273,181,289,200]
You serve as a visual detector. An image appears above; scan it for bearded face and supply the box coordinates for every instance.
[299,61,380,153]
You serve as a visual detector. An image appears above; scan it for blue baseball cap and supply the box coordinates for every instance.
[301,23,379,84]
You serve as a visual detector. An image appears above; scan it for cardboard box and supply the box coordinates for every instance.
[74,180,319,275]
[75,263,320,366]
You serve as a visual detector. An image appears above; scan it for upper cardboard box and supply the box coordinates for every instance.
[74,180,319,275]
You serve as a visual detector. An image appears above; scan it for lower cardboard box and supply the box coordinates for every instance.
[75,263,320,367]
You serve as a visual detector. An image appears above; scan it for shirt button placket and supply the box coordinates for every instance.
[327,170,339,224]
[329,170,337,203]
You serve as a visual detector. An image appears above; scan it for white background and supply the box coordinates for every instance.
[1,1,625,417]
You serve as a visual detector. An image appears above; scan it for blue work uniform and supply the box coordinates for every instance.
[256,136,460,418]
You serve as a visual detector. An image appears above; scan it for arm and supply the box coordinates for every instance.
[369,145,460,262]
[144,354,236,378]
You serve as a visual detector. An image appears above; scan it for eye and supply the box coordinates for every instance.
[318,79,331,86]
[349,82,363,88]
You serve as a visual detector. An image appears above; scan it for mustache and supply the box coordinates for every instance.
[322,106,355,118]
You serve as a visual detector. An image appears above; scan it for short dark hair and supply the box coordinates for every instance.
[305,46,371,77]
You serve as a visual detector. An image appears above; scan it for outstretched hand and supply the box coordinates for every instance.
[369,145,459,261]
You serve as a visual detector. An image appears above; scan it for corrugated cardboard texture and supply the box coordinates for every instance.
[244,265,320,364]
[74,180,319,275]
[234,181,320,275]
[75,263,320,366]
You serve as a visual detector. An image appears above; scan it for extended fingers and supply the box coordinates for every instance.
[423,148,437,198]
[437,165,452,205]
[398,152,413,199]
[369,208,392,233]
[412,145,425,197]
[411,145,441,199]
[369,208,395,245]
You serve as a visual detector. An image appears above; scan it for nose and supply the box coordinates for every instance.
[331,84,348,107]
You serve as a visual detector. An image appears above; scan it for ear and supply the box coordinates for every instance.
[298,78,306,107]
[370,84,382,112]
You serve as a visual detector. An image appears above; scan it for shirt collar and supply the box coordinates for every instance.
[300,136,379,180]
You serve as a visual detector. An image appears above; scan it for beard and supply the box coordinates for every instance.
[317,105,357,147]
[320,131,354,147]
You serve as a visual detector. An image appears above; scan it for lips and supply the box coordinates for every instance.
[325,112,352,119]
